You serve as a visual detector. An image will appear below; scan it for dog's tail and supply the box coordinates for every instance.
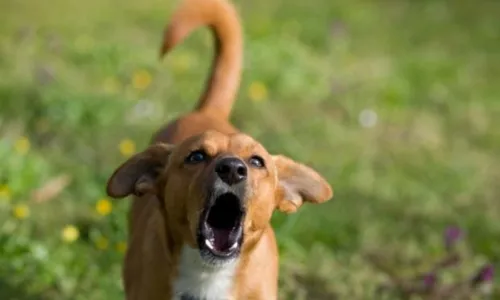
[160,0,243,120]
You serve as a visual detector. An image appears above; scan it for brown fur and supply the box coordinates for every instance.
[106,0,333,299]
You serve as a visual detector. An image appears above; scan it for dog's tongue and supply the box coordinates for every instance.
[213,228,231,251]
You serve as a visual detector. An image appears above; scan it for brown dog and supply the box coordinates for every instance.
[106,0,333,299]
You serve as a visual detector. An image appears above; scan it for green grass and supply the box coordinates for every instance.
[1,0,499,298]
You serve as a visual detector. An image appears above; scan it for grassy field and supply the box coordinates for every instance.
[1,0,499,298]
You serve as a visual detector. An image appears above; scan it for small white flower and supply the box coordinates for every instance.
[131,99,156,120]
[358,109,378,128]
[32,244,48,261]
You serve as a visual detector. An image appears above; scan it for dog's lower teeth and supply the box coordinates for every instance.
[205,238,238,253]
[205,239,215,250]
[230,242,238,250]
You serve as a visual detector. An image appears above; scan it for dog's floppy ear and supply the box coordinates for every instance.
[106,143,175,198]
[273,155,333,214]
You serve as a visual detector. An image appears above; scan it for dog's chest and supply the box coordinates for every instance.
[172,246,238,300]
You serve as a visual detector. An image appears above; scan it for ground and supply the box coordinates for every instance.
[0,0,499,299]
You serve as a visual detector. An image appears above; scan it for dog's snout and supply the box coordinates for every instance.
[215,157,247,185]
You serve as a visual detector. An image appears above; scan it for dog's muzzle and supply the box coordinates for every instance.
[197,157,247,263]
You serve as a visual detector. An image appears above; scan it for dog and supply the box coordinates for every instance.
[105,0,333,299]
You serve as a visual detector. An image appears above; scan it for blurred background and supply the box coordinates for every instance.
[1,0,499,298]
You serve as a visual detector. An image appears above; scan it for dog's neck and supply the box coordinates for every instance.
[172,245,238,300]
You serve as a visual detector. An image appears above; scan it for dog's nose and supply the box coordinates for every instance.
[215,157,247,185]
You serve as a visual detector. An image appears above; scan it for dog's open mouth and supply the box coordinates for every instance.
[199,192,244,258]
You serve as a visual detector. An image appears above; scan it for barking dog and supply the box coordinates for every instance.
[106,0,333,299]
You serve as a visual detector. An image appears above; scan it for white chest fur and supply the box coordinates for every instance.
[172,246,238,300]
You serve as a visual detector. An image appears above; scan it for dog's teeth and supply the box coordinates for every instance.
[205,239,215,250]
[230,242,238,250]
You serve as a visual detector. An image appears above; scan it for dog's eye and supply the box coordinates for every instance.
[185,150,207,164]
[248,155,265,168]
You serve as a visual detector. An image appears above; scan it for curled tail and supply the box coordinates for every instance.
[160,0,243,120]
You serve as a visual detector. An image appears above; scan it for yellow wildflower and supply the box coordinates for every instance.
[0,185,11,202]
[14,136,30,155]
[102,77,121,94]
[95,237,109,250]
[132,69,152,90]
[248,81,268,102]
[172,52,195,73]
[61,225,80,243]
[119,139,136,157]
[13,204,30,219]
[96,198,113,216]
[116,241,127,253]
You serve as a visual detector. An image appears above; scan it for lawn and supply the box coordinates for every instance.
[0,0,499,298]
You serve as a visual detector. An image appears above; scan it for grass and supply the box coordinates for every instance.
[1,0,499,298]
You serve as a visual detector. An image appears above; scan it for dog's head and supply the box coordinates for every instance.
[106,130,332,266]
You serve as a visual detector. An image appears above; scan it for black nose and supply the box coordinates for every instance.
[215,157,247,185]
